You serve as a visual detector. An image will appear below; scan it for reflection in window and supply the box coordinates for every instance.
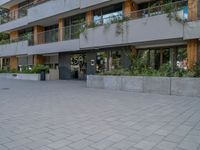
[63,14,85,40]
[177,47,187,69]
[93,3,123,25]
[112,50,121,69]
[45,24,58,43]
[96,52,108,73]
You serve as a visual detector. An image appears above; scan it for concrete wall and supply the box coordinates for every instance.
[0,0,10,6]
[80,0,123,9]
[87,75,200,97]
[0,16,28,32]
[0,41,28,57]
[28,39,80,55]
[0,73,50,81]
[80,14,184,49]
[184,20,200,40]
[28,0,80,23]
[171,77,200,97]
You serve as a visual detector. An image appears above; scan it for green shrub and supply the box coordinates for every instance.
[31,65,49,74]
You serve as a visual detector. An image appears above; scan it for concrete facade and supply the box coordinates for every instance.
[0,41,28,57]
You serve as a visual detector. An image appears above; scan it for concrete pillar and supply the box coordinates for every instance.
[34,25,44,45]
[187,39,198,69]
[86,52,96,75]
[10,31,18,40]
[188,0,198,21]
[123,0,138,17]
[10,56,18,70]
[58,18,64,41]
[59,53,71,80]
[86,10,93,25]
[33,55,45,65]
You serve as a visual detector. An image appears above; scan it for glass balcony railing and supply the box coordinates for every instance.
[0,0,50,25]
[31,23,83,46]
[92,0,188,26]
[0,33,33,45]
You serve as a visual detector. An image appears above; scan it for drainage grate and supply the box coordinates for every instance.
[1,88,10,90]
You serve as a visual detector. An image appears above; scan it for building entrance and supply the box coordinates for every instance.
[71,54,87,80]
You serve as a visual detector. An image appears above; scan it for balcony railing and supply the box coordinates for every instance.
[0,33,33,46]
[31,23,83,46]
[0,0,50,25]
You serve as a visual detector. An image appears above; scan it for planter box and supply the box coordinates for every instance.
[121,76,143,92]
[0,73,49,81]
[87,75,200,97]
[171,77,200,97]
[143,77,171,95]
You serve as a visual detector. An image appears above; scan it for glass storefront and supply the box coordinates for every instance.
[137,46,187,70]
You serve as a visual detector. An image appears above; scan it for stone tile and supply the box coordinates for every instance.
[155,141,177,150]
[134,140,157,150]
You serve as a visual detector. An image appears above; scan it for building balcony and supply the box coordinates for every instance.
[0,0,49,32]
[80,0,123,9]
[80,1,188,49]
[28,0,80,23]
[0,40,28,57]
[184,20,200,40]
[28,24,81,55]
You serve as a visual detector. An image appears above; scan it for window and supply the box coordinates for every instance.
[44,24,58,43]
[93,3,123,25]
[18,27,33,44]
[63,14,85,40]
[18,0,33,18]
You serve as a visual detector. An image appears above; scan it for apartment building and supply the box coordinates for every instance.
[0,0,199,80]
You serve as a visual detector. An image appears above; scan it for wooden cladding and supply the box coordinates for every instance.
[58,18,64,41]
[10,5,18,20]
[188,0,198,21]
[187,39,198,69]
[34,25,44,45]
[123,0,138,17]
[10,31,18,40]
[10,56,18,70]
[33,55,45,65]
[86,11,93,25]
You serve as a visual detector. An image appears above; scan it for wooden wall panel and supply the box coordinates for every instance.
[10,56,18,70]
[187,39,198,69]
[34,25,44,45]
[123,0,138,17]
[188,0,198,21]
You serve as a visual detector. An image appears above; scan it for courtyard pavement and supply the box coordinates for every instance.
[0,79,200,150]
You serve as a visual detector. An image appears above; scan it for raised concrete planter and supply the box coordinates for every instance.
[143,77,171,95]
[171,77,200,97]
[0,73,49,81]
[121,76,143,92]
[87,75,200,97]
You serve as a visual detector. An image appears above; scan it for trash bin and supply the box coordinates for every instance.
[40,70,46,81]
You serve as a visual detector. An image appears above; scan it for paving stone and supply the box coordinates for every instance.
[134,140,157,150]
[155,141,177,150]
[0,79,200,150]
